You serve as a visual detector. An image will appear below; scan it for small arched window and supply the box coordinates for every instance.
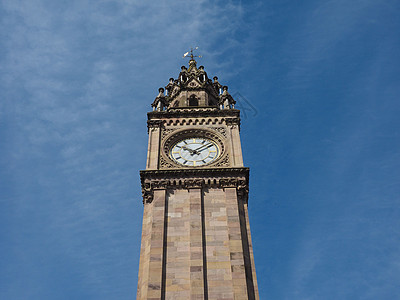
[188,95,199,106]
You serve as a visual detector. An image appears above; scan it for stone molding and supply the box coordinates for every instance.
[162,118,224,126]
[148,117,241,128]
[147,109,240,130]
[225,117,241,129]
[148,108,240,119]
[147,119,163,131]
[140,168,249,204]
[159,126,226,140]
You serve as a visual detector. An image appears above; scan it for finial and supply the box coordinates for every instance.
[182,46,202,61]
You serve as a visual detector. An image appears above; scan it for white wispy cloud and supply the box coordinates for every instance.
[0,0,261,298]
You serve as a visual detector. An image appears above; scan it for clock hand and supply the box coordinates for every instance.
[181,146,193,154]
[194,143,212,152]
[195,143,214,152]
[181,146,199,155]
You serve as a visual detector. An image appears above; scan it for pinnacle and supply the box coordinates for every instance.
[188,59,197,72]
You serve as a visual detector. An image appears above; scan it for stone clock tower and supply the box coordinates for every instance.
[137,55,259,299]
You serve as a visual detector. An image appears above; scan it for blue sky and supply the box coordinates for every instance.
[1,0,399,299]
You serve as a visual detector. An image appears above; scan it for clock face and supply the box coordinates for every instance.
[170,137,220,166]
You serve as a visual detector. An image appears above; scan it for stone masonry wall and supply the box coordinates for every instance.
[137,186,258,300]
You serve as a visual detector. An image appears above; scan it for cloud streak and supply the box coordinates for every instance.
[0,1,261,298]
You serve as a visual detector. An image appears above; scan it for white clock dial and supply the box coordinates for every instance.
[170,137,219,166]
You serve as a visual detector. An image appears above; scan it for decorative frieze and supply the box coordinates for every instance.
[183,179,204,188]
[148,107,239,119]
[149,116,240,128]
[147,108,240,127]
[162,118,224,126]
[140,168,249,204]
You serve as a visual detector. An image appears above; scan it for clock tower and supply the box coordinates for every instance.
[137,56,259,299]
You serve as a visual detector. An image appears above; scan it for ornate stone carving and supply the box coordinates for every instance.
[140,168,249,203]
[213,154,230,167]
[142,182,153,203]
[225,117,240,129]
[161,128,176,139]
[210,126,227,138]
[152,180,169,189]
[147,119,163,132]
[237,179,249,203]
[162,118,224,127]
[159,156,175,169]
[151,88,167,112]
[219,178,239,188]
[184,179,204,189]
[150,115,241,129]
[219,86,236,110]
[188,80,201,88]
[148,107,240,119]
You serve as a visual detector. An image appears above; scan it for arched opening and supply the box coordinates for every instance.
[188,95,199,106]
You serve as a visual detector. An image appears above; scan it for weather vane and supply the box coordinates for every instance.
[183,47,202,60]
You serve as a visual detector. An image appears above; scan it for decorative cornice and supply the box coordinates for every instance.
[148,108,240,120]
[140,167,249,181]
[162,118,224,127]
[225,117,241,129]
[140,168,249,204]
[147,119,163,131]
[147,109,241,128]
